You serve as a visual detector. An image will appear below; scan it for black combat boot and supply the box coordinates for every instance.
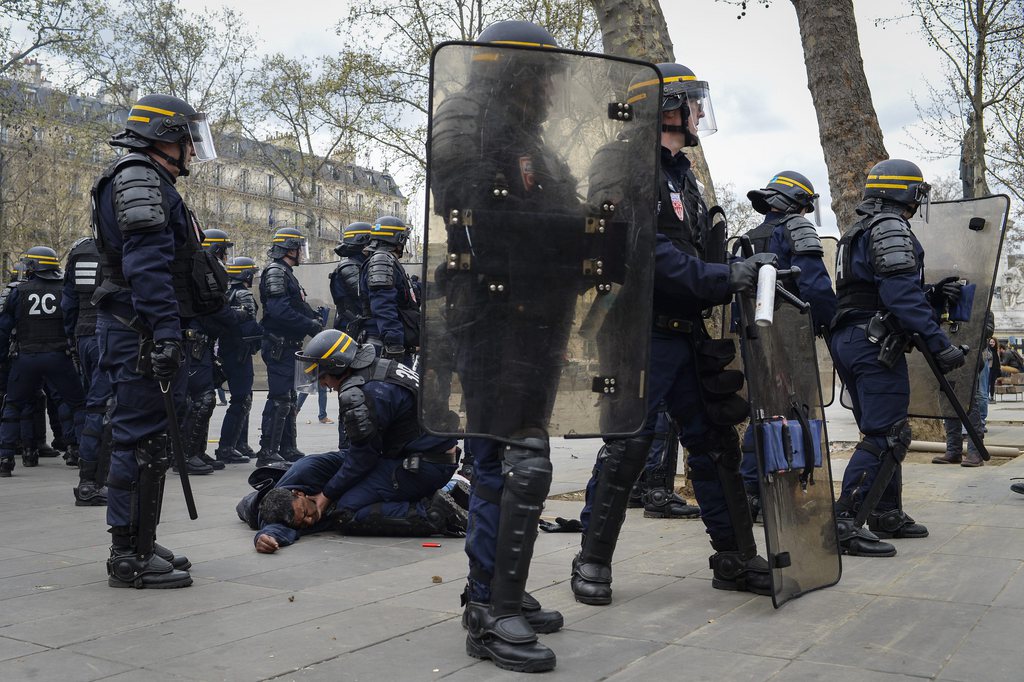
[280,447,305,463]
[21,448,39,467]
[867,509,928,539]
[214,447,250,464]
[464,602,556,673]
[0,457,14,477]
[196,452,226,470]
[173,455,214,475]
[709,541,773,596]
[836,515,896,557]
[153,541,192,571]
[426,489,468,537]
[36,443,61,458]
[461,588,564,635]
[571,552,613,605]
[643,485,700,519]
[64,444,80,467]
[107,548,192,589]
[74,460,107,507]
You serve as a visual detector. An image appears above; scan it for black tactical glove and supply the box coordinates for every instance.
[151,339,184,381]
[728,252,778,294]
[232,305,254,323]
[928,276,962,309]
[935,344,966,375]
[308,320,325,337]
[382,344,405,360]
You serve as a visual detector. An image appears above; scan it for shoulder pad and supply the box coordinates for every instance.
[112,164,168,234]
[338,259,362,291]
[0,283,16,314]
[868,216,918,276]
[781,215,824,257]
[69,236,97,257]
[261,263,289,297]
[366,252,396,290]
[338,384,377,442]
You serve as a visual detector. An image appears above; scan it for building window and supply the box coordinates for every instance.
[356,194,363,211]
[267,174,275,196]
[214,164,222,186]
[392,202,400,216]
[0,126,7,144]
[316,184,322,206]
[240,169,249,193]
[244,202,251,220]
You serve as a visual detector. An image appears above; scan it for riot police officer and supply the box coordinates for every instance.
[359,216,418,364]
[62,237,111,504]
[215,256,263,463]
[92,92,223,588]
[573,63,777,606]
[257,227,324,467]
[0,247,86,476]
[330,221,372,337]
[739,171,837,515]
[830,159,964,556]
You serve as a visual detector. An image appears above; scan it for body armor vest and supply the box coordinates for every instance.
[835,215,885,323]
[331,258,363,328]
[16,278,67,353]
[67,238,102,336]
[259,261,316,339]
[346,358,422,457]
[91,153,226,320]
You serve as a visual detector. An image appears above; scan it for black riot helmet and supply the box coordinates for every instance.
[747,171,820,221]
[334,221,373,257]
[20,246,63,280]
[110,93,217,177]
[627,63,717,148]
[201,228,234,261]
[471,21,563,126]
[366,216,409,255]
[863,159,931,218]
[268,226,308,262]
[294,329,376,394]
[226,256,257,285]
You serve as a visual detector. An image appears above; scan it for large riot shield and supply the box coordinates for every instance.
[738,290,841,608]
[907,196,1010,418]
[420,43,660,441]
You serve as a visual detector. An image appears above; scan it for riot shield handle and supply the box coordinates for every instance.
[910,334,989,461]
[772,267,811,313]
[737,236,760,340]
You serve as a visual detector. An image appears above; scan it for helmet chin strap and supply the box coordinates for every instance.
[661,123,700,148]
[148,141,190,177]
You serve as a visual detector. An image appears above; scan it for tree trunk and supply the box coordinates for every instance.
[589,0,717,203]
[791,0,887,232]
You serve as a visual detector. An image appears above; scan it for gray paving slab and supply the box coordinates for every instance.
[0,396,1023,679]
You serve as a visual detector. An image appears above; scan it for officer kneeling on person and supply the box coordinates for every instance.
[244,329,462,552]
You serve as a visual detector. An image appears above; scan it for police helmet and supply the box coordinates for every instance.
[367,216,409,252]
[627,63,717,147]
[226,256,257,284]
[201,228,234,260]
[471,21,563,117]
[863,159,931,214]
[20,246,63,280]
[268,227,307,260]
[334,221,373,257]
[748,171,819,215]
[110,93,217,174]
[294,329,376,393]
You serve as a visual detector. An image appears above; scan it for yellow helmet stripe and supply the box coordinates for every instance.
[21,254,60,263]
[344,229,373,235]
[628,74,697,93]
[202,237,229,242]
[773,175,813,195]
[865,183,909,189]
[489,40,557,48]
[132,104,178,116]
[626,93,648,105]
[127,115,151,123]
[868,175,924,181]
[305,333,353,374]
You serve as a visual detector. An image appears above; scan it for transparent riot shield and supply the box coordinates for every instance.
[738,290,841,608]
[907,196,1010,418]
[420,43,660,441]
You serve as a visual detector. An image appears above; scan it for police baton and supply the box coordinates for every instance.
[159,379,199,519]
[910,334,989,461]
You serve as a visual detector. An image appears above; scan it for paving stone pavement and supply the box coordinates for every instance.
[2,393,1024,681]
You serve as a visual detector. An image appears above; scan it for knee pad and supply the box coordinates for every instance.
[242,394,252,412]
[597,436,651,484]
[503,440,552,505]
[135,434,170,474]
[885,420,910,463]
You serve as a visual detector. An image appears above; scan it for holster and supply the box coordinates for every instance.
[185,328,209,361]
[866,312,909,369]
[267,333,285,362]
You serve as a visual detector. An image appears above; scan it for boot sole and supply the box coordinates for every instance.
[643,510,700,519]
[465,636,556,673]
[108,575,193,589]
[871,530,929,540]
[572,591,612,606]
[75,498,107,507]
[711,578,773,596]
[842,546,897,558]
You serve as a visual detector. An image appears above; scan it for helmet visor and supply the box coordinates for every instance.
[187,113,217,162]
[663,80,716,137]
[294,356,321,395]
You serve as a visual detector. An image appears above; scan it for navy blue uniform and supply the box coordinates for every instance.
[359,249,418,360]
[62,240,110,468]
[217,282,262,456]
[0,280,85,466]
[258,259,321,458]
[830,206,950,514]
[92,152,223,533]
[329,253,365,335]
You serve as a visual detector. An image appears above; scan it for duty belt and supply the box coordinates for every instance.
[400,448,460,472]
[653,315,694,334]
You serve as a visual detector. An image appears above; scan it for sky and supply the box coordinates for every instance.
[164,1,962,235]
